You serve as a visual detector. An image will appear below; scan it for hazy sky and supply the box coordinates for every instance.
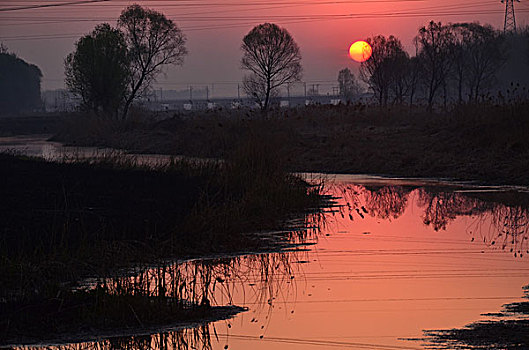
[1,0,528,94]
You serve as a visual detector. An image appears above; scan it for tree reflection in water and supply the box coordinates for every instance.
[417,189,479,231]
[332,183,529,258]
[468,203,529,258]
[333,184,412,221]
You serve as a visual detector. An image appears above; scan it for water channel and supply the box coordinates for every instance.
[2,136,528,349]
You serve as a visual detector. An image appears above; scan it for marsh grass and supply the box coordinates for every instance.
[0,134,323,345]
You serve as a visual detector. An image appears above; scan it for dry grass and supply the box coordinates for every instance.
[53,101,529,185]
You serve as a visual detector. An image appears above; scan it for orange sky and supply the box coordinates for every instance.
[1,0,528,92]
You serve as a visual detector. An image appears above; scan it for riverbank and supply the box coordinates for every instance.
[0,140,322,345]
[51,102,529,186]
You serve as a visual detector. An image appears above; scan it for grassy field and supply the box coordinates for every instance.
[52,101,529,186]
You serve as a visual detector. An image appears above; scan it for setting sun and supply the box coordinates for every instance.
[349,40,372,62]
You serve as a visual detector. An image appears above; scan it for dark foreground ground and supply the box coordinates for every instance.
[50,102,529,186]
[0,142,321,345]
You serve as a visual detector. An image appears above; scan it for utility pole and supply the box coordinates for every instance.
[502,0,520,33]
[237,83,240,100]
[206,85,209,101]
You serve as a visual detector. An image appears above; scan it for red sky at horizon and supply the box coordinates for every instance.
[1,0,528,93]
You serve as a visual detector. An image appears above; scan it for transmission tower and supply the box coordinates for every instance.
[501,0,520,33]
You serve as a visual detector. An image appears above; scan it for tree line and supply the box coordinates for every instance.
[340,22,529,110]
[64,4,529,118]
[64,5,302,118]
[0,44,42,114]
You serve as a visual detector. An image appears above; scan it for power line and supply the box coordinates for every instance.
[0,0,110,12]
[1,8,526,40]
[0,0,429,12]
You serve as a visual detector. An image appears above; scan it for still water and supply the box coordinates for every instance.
[3,136,529,349]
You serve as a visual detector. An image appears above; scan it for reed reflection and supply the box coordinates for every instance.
[19,325,215,350]
[37,224,315,350]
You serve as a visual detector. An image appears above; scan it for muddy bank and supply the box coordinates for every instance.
[51,103,529,186]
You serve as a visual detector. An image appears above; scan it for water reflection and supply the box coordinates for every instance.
[332,183,529,258]
[11,181,529,349]
[21,326,215,350]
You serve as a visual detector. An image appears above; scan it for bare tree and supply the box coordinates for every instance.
[461,23,505,102]
[448,23,506,104]
[243,74,279,109]
[241,23,302,111]
[389,52,412,105]
[360,35,408,106]
[415,21,454,110]
[337,68,362,102]
[118,4,187,119]
[405,56,421,106]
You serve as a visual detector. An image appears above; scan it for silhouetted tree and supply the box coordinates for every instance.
[406,56,421,106]
[118,4,187,119]
[65,23,129,118]
[0,48,42,114]
[360,35,408,106]
[415,21,454,110]
[337,68,361,102]
[390,52,412,105]
[241,23,302,111]
[451,23,506,103]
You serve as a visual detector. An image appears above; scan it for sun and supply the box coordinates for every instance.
[349,41,372,63]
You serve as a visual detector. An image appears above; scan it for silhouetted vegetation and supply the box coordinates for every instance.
[65,24,130,118]
[0,137,323,345]
[118,4,187,119]
[0,47,42,115]
[241,23,302,111]
[64,4,187,119]
[337,68,362,102]
[333,183,529,258]
[358,22,511,108]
